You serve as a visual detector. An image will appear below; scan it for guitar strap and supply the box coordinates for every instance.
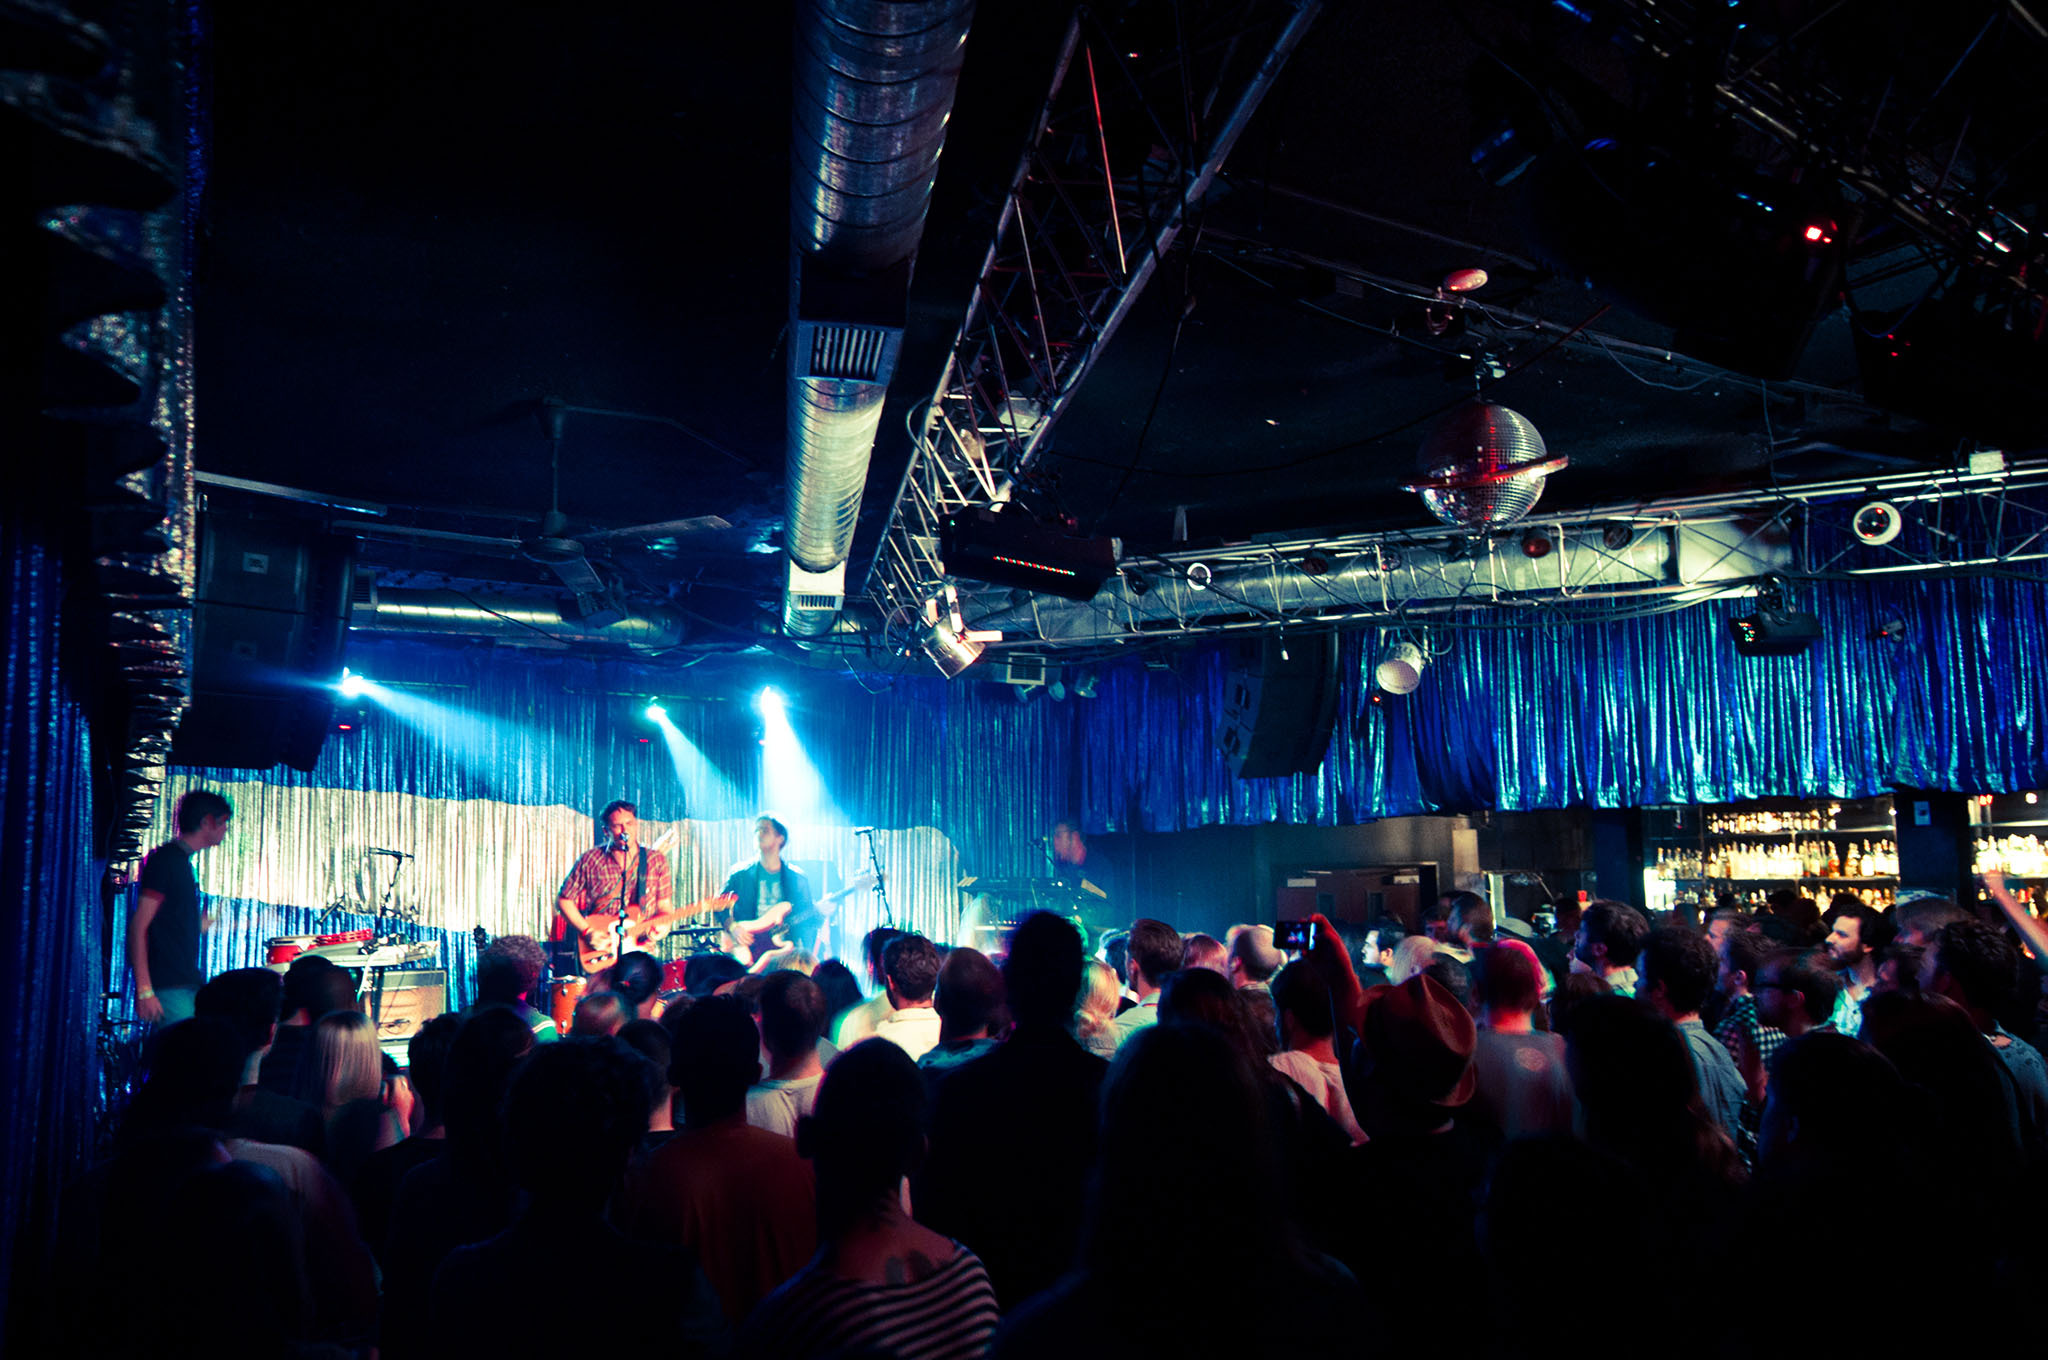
[632,846,647,912]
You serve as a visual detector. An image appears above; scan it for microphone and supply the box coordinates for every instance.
[368,848,413,859]
[851,826,877,836]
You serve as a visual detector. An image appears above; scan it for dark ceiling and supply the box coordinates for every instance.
[196,0,2044,646]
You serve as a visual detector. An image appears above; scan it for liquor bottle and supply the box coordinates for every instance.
[1824,846,1840,877]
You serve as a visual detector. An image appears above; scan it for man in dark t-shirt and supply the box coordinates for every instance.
[720,815,820,961]
[130,788,234,1024]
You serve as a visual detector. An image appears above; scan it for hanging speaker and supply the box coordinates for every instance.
[170,513,355,771]
[1216,634,1340,779]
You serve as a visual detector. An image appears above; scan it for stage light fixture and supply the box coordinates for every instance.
[339,668,368,698]
[757,687,785,720]
[644,700,668,723]
[1852,501,1903,546]
[1728,578,1822,657]
[916,583,985,678]
[1374,640,1428,695]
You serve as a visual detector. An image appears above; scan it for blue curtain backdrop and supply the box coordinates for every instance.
[0,521,102,1334]
[1078,569,2048,831]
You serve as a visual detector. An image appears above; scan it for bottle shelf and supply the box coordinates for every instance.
[1975,821,2048,832]
[1670,875,1899,886]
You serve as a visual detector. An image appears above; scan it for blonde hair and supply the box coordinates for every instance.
[308,1010,382,1116]
[1074,959,1122,1041]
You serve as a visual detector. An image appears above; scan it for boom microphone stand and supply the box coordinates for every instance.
[853,826,892,927]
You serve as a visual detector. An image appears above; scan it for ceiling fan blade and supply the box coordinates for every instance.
[336,519,526,555]
[578,514,733,542]
[538,553,606,594]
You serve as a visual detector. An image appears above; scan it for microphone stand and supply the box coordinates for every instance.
[854,827,892,927]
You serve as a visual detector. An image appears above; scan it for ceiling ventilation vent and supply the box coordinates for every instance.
[785,560,847,614]
[796,319,900,383]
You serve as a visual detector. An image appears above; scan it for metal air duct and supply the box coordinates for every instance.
[352,587,686,651]
[783,0,976,636]
[969,521,1793,644]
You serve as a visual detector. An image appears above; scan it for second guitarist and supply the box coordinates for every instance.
[721,814,820,962]
[551,799,674,976]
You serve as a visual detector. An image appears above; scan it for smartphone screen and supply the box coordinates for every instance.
[1274,919,1318,951]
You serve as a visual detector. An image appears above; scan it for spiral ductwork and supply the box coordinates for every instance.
[783,0,976,636]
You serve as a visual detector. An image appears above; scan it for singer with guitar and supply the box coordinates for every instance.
[552,800,679,977]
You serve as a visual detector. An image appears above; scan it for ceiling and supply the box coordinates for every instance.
[194,0,2045,655]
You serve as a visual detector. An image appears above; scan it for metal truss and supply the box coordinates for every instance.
[947,458,2048,654]
[863,0,1324,632]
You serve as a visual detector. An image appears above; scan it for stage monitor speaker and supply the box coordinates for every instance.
[171,512,355,771]
[1216,634,1340,779]
[350,967,446,1044]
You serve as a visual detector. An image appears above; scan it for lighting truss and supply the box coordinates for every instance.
[934,459,2048,653]
[862,0,1325,623]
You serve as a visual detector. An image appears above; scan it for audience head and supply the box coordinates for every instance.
[881,933,940,1007]
[1088,1024,1282,1282]
[1101,930,1131,987]
[1422,953,1474,1014]
[667,995,761,1126]
[571,990,632,1037]
[279,954,355,1024]
[476,935,547,1006]
[1387,933,1441,985]
[1125,918,1185,992]
[1271,958,1336,1048]
[610,952,664,1012]
[442,1005,535,1158]
[799,1037,928,1236]
[1636,925,1718,1021]
[1160,965,1262,1064]
[684,951,748,997]
[194,968,284,1062]
[1180,933,1229,976]
[1875,941,1924,997]
[1894,895,1971,949]
[1225,924,1283,986]
[1005,911,1087,1028]
[933,946,1004,1041]
[1565,995,1737,1185]
[1471,941,1543,1018]
[1717,926,1769,999]
[1575,900,1651,975]
[758,970,828,1062]
[1859,990,2022,1170]
[1757,1031,1912,1179]
[1752,948,1841,1032]
[616,1018,675,1126]
[504,1037,652,1207]
[304,1010,382,1115]
[810,958,863,1021]
[1357,975,1477,1133]
[1921,918,2017,1020]
[1447,891,1495,948]
[405,1013,460,1130]
[1076,959,1123,1041]
[1548,971,1611,1034]
[121,1017,244,1141]
[1704,907,1752,951]
[862,927,904,988]
[1824,901,1896,972]
[1365,917,1409,970]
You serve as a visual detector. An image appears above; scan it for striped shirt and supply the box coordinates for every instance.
[742,1243,999,1360]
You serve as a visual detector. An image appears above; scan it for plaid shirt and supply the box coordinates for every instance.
[1715,993,1785,1169]
[554,845,673,936]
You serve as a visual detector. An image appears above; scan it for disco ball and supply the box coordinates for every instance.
[1406,402,1567,527]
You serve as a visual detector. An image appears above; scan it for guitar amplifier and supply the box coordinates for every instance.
[348,967,447,1043]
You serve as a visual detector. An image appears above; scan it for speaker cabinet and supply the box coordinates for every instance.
[350,968,446,1043]
[1216,634,1340,779]
[170,513,354,771]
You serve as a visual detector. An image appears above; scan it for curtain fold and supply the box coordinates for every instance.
[0,520,102,1332]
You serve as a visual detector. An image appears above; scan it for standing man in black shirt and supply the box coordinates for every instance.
[721,815,819,963]
[130,788,233,1023]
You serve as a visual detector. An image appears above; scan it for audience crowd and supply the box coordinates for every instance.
[27,881,2048,1358]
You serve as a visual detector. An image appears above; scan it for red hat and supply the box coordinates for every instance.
[1360,974,1478,1109]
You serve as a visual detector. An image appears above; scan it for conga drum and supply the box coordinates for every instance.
[549,976,586,1033]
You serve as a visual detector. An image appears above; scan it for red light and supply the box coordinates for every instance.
[637,736,650,743]
[1802,223,1833,244]
[336,723,353,731]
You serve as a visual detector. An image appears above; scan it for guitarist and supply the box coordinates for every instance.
[551,800,674,977]
[721,815,820,962]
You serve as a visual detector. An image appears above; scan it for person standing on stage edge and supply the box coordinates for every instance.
[130,789,234,1024]
[553,800,675,976]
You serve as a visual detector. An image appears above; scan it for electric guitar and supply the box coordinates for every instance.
[733,872,879,966]
[579,891,737,973]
